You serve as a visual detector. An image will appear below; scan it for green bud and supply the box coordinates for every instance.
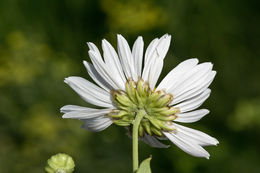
[45,153,75,173]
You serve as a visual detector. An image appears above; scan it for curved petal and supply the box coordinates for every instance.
[83,61,111,91]
[174,123,219,146]
[117,34,137,81]
[61,105,92,113]
[171,71,216,105]
[149,58,164,89]
[141,134,169,148]
[132,36,144,77]
[163,131,210,159]
[88,50,124,89]
[61,105,112,119]
[157,58,199,91]
[142,34,171,89]
[174,109,209,123]
[102,39,126,84]
[167,62,213,95]
[65,77,113,108]
[81,116,113,132]
[173,89,211,113]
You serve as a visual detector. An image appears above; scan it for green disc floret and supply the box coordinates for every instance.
[108,78,179,137]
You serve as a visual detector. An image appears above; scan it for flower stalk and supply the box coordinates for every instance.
[132,110,146,172]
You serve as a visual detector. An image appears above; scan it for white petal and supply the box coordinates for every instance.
[87,42,103,61]
[81,116,113,132]
[171,71,216,105]
[173,89,211,113]
[157,58,199,91]
[117,34,137,81]
[174,109,209,123]
[149,58,163,89]
[61,105,92,113]
[65,77,113,108]
[61,105,112,119]
[168,62,213,95]
[141,134,169,148]
[83,61,111,91]
[142,34,171,89]
[102,39,126,84]
[88,50,124,89]
[132,36,144,76]
[144,38,159,66]
[163,131,210,159]
[174,123,219,146]
[155,34,171,60]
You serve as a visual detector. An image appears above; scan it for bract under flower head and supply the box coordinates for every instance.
[108,78,179,137]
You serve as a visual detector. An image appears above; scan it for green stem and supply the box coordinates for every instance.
[132,110,146,173]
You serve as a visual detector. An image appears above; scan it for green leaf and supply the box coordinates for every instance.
[136,156,152,173]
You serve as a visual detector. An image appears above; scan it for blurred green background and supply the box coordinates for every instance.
[0,0,260,172]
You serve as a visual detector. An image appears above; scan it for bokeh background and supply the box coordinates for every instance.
[0,0,260,172]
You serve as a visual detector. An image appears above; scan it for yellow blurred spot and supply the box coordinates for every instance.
[101,0,167,33]
[20,104,60,141]
[227,99,260,130]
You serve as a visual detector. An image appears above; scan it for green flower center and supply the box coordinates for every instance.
[108,78,179,137]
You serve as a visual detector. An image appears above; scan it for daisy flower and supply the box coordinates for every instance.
[61,34,218,161]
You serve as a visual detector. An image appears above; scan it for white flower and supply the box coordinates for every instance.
[61,34,219,159]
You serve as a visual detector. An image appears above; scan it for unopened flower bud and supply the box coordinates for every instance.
[45,153,75,173]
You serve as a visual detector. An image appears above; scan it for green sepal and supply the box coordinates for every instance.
[138,124,145,137]
[145,116,162,130]
[146,91,162,105]
[126,79,138,103]
[113,120,131,126]
[136,156,152,173]
[108,110,128,118]
[152,94,173,108]
[152,113,177,121]
[142,121,152,135]
[150,126,163,136]
[157,107,180,116]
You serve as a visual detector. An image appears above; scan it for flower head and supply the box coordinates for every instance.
[61,34,218,159]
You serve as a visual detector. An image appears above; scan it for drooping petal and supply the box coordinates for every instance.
[117,34,138,81]
[83,61,112,92]
[167,62,213,95]
[61,105,112,119]
[142,34,171,89]
[174,109,209,123]
[171,71,216,105]
[157,58,199,91]
[173,89,211,113]
[81,116,113,132]
[163,131,210,159]
[141,134,169,148]
[132,36,144,77]
[102,39,126,84]
[174,123,219,146]
[65,77,113,108]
